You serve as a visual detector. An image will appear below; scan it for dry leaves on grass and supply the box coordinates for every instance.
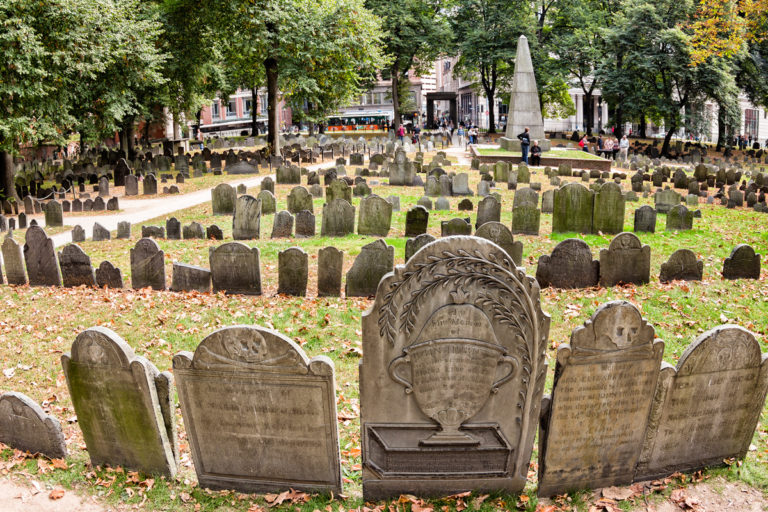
[670,488,703,511]
[264,489,310,507]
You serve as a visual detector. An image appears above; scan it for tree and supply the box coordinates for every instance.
[691,0,768,64]
[449,0,531,133]
[365,0,448,130]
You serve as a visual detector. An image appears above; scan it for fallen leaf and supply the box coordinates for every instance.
[49,489,65,500]
[601,486,635,501]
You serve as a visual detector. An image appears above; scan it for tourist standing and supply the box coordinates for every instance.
[604,136,615,159]
[619,135,629,161]
[579,134,588,152]
[457,125,465,146]
[517,127,531,164]
[530,140,542,166]
[397,123,405,143]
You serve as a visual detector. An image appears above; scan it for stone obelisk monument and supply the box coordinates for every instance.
[499,35,550,152]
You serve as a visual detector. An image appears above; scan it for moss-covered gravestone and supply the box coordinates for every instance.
[553,183,594,234]
[536,239,599,289]
[722,244,761,280]
[345,239,393,297]
[62,327,178,477]
[511,187,540,236]
[666,205,693,231]
[287,186,313,214]
[592,182,625,234]
[475,222,523,265]
[233,195,261,240]
[321,199,355,237]
[659,249,703,282]
[598,232,650,287]
[358,195,392,237]
[211,183,236,215]
[0,392,67,459]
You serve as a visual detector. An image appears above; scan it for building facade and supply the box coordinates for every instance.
[198,90,292,137]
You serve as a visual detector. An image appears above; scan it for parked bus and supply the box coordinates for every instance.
[326,112,393,131]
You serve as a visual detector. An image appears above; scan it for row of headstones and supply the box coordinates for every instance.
[2,241,764,499]
[39,197,121,228]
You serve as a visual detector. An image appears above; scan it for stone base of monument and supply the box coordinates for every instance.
[499,137,552,152]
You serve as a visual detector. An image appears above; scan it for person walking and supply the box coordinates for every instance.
[397,123,405,143]
[619,135,629,161]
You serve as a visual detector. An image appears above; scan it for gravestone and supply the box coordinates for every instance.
[98,177,110,197]
[345,239,393,297]
[58,244,96,287]
[434,197,450,211]
[93,222,110,241]
[635,326,768,480]
[360,236,550,499]
[458,198,473,211]
[92,197,106,211]
[358,195,392,237]
[327,179,352,203]
[212,184,237,215]
[404,205,428,237]
[130,238,166,290]
[261,176,275,194]
[0,392,67,459]
[209,243,262,295]
[541,189,554,214]
[321,199,355,237]
[71,199,82,213]
[592,182,625,234]
[425,177,441,197]
[278,247,308,296]
[257,190,276,215]
[43,201,63,228]
[666,205,693,231]
[512,188,540,236]
[295,210,315,237]
[287,186,313,215]
[722,244,761,279]
[633,205,656,233]
[141,225,164,238]
[206,225,223,240]
[182,222,205,239]
[72,225,86,242]
[18,212,27,228]
[475,222,523,265]
[271,210,294,238]
[117,221,131,239]
[317,247,343,297]
[441,217,472,236]
[24,226,62,287]
[3,236,27,285]
[173,326,342,493]
[125,175,139,198]
[452,173,471,195]
[389,149,414,186]
[404,233,436,262]
[233,195,261,240]
[536,239,599,289]
[598,232,651,286]
[276,164,301,184]
[417,196,432,210]
[166,217,181,240]
[143,174,157,195]
[654,189,680,213]
[553,183,594,234]
[493,161,509,182]
[659,249,703,282]
[62,327,177,477]
[107,197,119,211]
[538,301,663,496]
[477,181,490,197]
[95,261,124,289]
[171,263,211,293]
[476,196,501,229]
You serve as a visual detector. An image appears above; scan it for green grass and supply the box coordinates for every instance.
[0,150,766,511]
[477,147,606,160]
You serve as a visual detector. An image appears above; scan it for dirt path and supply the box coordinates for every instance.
[0,478,111,512]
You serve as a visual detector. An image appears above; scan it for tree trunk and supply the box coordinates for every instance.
[716,101,726,151]
[126,116,135,159]
[265,57,280,154]
[662,121,676,157]
[638,114,647,138]
[485,87,496,134]
[251,87,259,136]
[80,130,88,155]
[614,104,624,140]
[391,64,401,132]
[119,128,128,157]
[584,92,593,135]
[144,115,151,146]
[0,150,17,201]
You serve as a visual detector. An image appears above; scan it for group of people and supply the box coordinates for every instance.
[516,127,543,166]
[517,128,632,165]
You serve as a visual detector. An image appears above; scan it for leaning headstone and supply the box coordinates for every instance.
[271,210,294,238]
[72,225,86,242]
[321,199,355,237]
[171,263,211,293]
[592,182,625,234]
[360,236,550,499]
[317,247,343,297]
[93,222,110,241]
[635,326,768,481]
[233,195,261,240]
[209,243,262,295]
[287,186,313,214]
[659,249,703,282]
[345,239,393,297]
[3,236,27,285]
[475,196,501,229]
[722,244,761,279]
[512,188,540,236]
[212,184,237,215]
[95,261,124,289]
[598,232,650,286]
[62,327,177,477]
[117,221,131,239]
[553,183,594,234]
[475,222,523,265]
[0,392,67,459]
[536,238,599,289]
[404,205,428,237]
[58,244,96,287]
[633,205,656,233]
[130,238,166,290]
[43,201,63,228]
[278,247,308,296]
[172,325,342,493]
[24,226,62,287]
[358,195,392,237]
[538,301,662,496]
[666,205,693,231]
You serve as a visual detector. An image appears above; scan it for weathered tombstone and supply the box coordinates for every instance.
[276,164,301,184]
[92,196,106,211]
[173,325,342,493]
[598,232,651,286]
[24,226,62,287]
[43,201,63,228]
[95,261,124,288]
[71,199,82,213]
[256,189,276,215]
[475,222,523,265]
[476,196,501,229]
[592,182,625,234]
[295,210,315,237]
[233,195,261,240]
[98,176,110,197]
[417,196,433,210]
[61,327,177,477]
[261,176,275,194]
[171,263,211,293]
[182,222,205,239]
[540,189,554,214]
[71,225,86,242]
[358,195,392,237]
[360,236,549,499]
[271,210,294,238]
[345,239,393,297]
[112,221,129,240]
[317,247,343,297]
[452,173,471,195]
[477,181,490,197]
[434,196,450,211]
[93,222,110,241]
[722,244,761,279]
[512,188,540,236]
[212,184,237,215]
[538,301,662,496]
[130,238,166,290]
[165,217,181,240]
[440,217,472,236]
[107,197,119,211]
[327,179,352,203]
[659,249,703,282]
[457,198,473,211]
[205,225,222,240]
[404,233,436,262]
[654,189,680,213]
[493,161,509,182]
[58,244,96,287]
[553,183,594,234]
[633,205,657,233]
[404,205,428,237]
[17,212,27,228]
[277,247,308,296]
[124,175,139,196]
[143,174,158,195]
[141,225,165,238]
[635,326,768,480]
[321,199,355,237]
[209,243,262,295]
[0,392,67,459]
[3,236,27,285]
[389,149,414,186]
[536,239,599,289]
[666,205,693,231]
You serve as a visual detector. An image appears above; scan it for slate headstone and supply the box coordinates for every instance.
[209,243,262,295]
[130,238,166,290]
[24,226,62,287]
[536,239,599,289]
[345,239,393,297]
[317,247,343,297]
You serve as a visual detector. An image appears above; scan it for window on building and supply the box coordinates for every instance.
[745,108,759,138]
[211,102,220,120]
[226,100,237,118]
[260,94,268,114]
[244,99,252,116]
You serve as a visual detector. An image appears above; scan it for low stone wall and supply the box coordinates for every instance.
[471,146,612,172]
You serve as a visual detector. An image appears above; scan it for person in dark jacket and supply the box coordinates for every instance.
[530,140,542,166]
[517,127,530,164]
